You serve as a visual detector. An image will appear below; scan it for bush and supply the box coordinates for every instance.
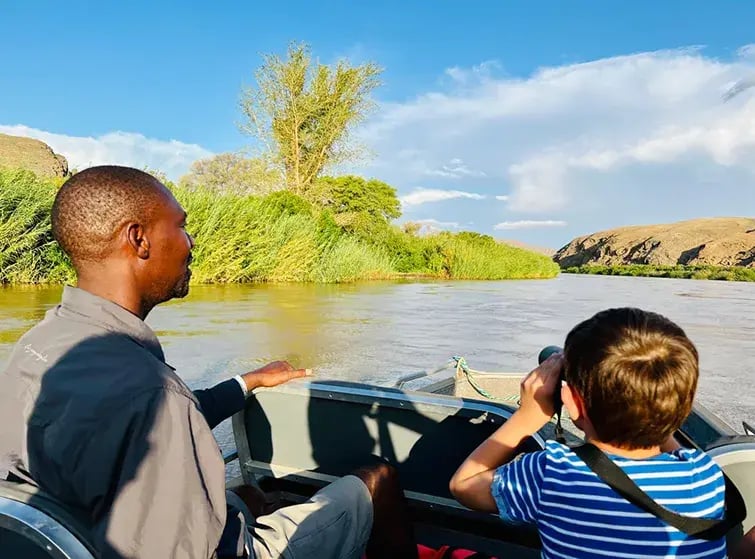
[442,233,559,279]
[0,168,561,284]
[0,168,74,284]
[562,264,755,283]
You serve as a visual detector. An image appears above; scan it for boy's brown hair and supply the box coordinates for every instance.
[563,307,699,449]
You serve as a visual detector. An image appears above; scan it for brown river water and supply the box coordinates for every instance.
[1,274,753,458]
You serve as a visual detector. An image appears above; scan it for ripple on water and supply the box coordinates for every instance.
[1,276,753,438]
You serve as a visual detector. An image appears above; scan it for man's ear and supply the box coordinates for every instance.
[126,223,150,259]
[562,384,586,423]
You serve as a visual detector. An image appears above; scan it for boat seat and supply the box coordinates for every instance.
[234,379,543,498]
[706,439,755,551]
[232,379,544,553]
[0,480,95,559]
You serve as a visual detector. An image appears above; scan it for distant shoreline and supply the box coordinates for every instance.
[562,264,755,282]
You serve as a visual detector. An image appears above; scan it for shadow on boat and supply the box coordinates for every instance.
[2,350,755,557]
[235,379,544,556]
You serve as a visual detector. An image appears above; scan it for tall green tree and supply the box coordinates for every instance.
[310,175,401,222]
[240,42,382,195]
[179,152,283,195]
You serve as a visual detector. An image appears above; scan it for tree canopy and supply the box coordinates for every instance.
[240,42,382,195]
[179,152,282,195]
[310,175,401,222]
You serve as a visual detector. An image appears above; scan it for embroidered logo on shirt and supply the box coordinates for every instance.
[24,344,48,363]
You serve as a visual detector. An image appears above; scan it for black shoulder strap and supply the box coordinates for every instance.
[572,443,747,541]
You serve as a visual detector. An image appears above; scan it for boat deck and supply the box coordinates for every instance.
[405,370,584,444]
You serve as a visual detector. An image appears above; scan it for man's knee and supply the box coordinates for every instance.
[352,463,408,513]
[229,484,268,518]
[353,462,399,496]
[250,476,373,559]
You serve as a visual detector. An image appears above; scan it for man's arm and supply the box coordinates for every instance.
[193,378,246,430]
[193,361,311,429]
[732,526,755,559]
[83,389,228,559]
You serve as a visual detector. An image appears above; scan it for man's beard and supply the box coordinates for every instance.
[171,268,192,299]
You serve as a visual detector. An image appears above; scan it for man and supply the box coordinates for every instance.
[732,526,755,559]
[0,166,417,559]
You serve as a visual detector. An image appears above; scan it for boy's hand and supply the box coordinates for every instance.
[517,353,563,429]
[450,352,564,510]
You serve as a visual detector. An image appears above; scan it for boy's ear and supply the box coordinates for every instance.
[562,384,586,423]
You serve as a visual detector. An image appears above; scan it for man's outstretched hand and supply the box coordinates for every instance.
[240,360,312,392]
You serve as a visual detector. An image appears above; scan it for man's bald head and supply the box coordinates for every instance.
[52,166,171,265]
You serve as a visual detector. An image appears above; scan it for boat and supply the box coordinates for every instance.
[1,349,754,558]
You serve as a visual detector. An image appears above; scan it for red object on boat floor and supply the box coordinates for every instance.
[363,544,496,559]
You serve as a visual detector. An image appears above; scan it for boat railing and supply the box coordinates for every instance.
[223,449,239,464]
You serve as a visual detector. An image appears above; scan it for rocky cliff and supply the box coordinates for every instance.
[554,218,755,268]
[0,133,69,177]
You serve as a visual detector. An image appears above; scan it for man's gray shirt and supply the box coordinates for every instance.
[0,286,227,558]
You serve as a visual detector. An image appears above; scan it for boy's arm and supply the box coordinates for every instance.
[448,412,546,512]
[449,354,562,513]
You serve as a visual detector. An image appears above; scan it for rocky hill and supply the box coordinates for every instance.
[0,133,69,177]
[554,218,755,268]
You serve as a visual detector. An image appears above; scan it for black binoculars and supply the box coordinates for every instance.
[538,345,564,417]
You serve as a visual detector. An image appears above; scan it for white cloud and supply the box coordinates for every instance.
[399,187,486,206]
[425,158,486,178]
[360,45,755,240]
[0,124,212,179]
[411,218,461,232]
[494,220,567,230]
[722,77,755,102]
[444,61,502,85]
[737,44,755,60]
[7,44,755,245]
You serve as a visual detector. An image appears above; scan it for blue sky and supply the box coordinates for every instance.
[2,1,755,248]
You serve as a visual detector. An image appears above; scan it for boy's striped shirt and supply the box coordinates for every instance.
[491,441,726,558]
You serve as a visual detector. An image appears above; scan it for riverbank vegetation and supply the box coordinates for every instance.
[0,168,559,284]
[562,264,755,282]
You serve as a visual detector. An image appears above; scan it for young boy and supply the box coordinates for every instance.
[450,307,727,558]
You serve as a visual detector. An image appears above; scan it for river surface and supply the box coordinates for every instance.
[1,274,753,457]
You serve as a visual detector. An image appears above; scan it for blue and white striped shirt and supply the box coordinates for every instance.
[491,441,726,558]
